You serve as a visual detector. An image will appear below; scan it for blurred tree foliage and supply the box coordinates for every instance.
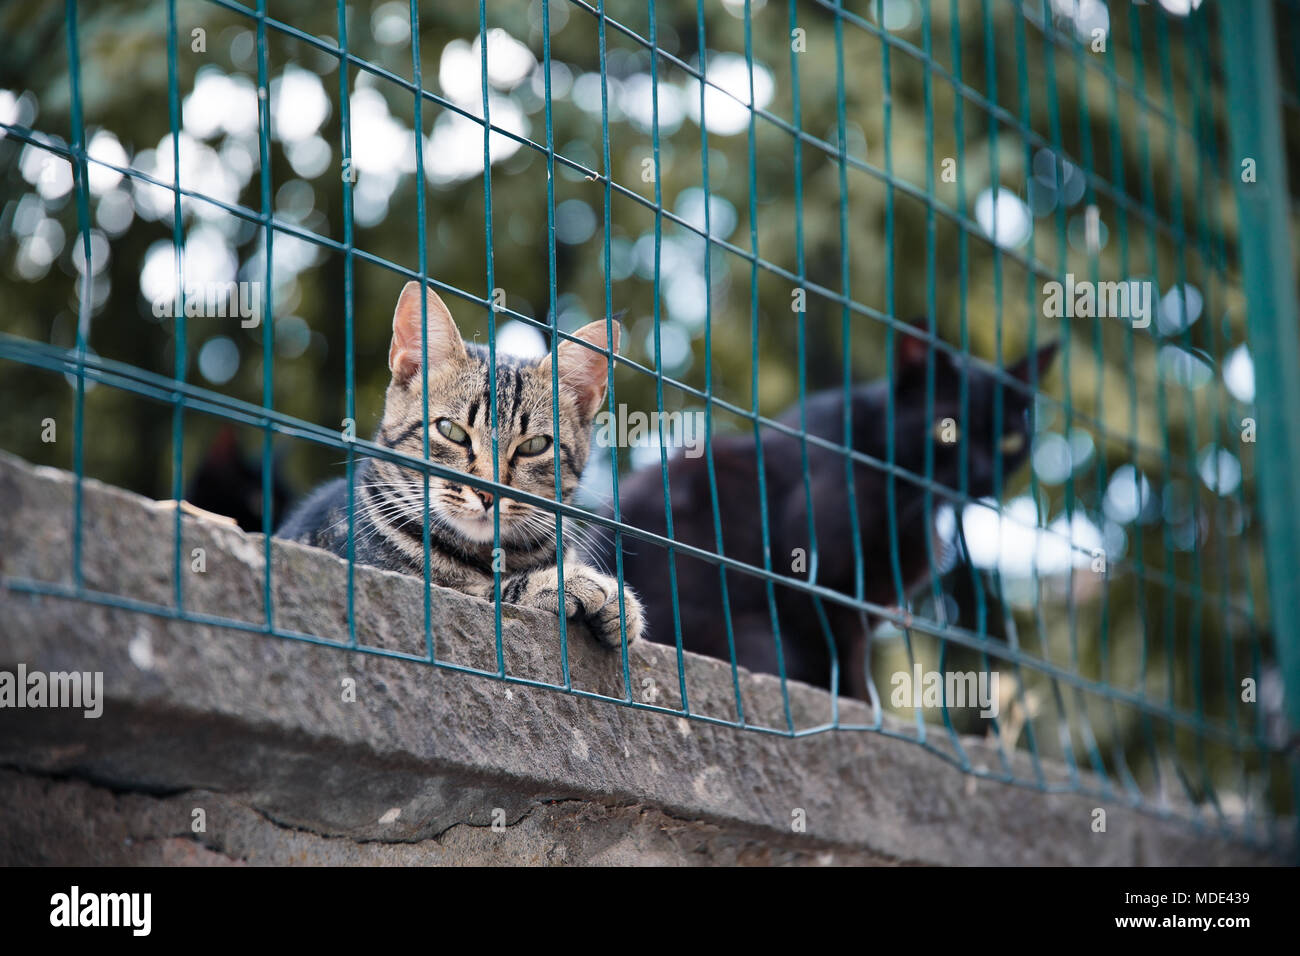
[0,0,1294,817]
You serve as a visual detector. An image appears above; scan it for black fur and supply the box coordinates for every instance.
[591,332,1057,700]
[185,426,293,534]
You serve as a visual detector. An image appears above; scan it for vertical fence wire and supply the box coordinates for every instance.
[64,0,89,595]
[338,0,358,650]
[541,0,572,688]
[1222,0,1300,849]
[697,2,747,723]
[976,0,1019,780]
[166,0,187,621]
[790,0,840,719]
[593,0,637,693]
[254,0,276,637]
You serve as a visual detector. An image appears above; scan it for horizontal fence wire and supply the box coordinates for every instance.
[0,0,1295,851]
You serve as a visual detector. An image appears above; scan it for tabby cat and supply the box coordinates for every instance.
[277,281,644,647]
[591,327,1056,699]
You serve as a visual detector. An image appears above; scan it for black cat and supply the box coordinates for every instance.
[591,328,1057,701]
[185,426,293,534]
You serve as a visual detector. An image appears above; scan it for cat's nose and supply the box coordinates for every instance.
[475,489,495,511]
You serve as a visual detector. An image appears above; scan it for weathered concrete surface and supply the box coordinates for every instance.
[0,452,1279,865]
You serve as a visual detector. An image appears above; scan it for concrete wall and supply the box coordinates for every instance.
[0,452,1277,865]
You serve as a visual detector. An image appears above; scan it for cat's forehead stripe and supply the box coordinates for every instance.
[439,347,551,437]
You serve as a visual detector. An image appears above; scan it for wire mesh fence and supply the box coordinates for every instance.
[0,0,1296,851]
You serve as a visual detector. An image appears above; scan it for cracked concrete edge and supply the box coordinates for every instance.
[0,769,899,866]
[0,451,1282,865]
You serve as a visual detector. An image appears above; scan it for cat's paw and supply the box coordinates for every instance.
[527,564,643,647]
[575,568,644,647]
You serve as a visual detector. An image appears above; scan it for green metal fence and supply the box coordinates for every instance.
[0,0,1296,853]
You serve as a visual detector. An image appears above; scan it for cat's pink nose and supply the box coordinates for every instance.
[475,490,495,511]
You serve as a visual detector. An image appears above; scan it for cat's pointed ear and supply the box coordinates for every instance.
[388,281,466,386]
[1009,340,1059,384]
[894,316,932,388]
[541,320,620,421]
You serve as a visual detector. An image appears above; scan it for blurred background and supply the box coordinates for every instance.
[0,0,1296,826]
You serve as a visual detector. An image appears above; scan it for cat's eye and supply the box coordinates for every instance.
[515,435,552,456]
[435,418,470,445]
[999,432,1026,454]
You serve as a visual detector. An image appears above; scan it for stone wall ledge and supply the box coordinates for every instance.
[0,452,1279,865]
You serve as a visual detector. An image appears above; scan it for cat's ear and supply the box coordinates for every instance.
[388,281,467,386]
[541,320,620,420]
[894,317,932,388]
[1008,340,1059,384]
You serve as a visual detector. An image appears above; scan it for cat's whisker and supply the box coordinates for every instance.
[515,510,607,566]
[318,500,418,540]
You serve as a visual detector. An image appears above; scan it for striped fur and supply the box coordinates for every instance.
[277,281,643,647]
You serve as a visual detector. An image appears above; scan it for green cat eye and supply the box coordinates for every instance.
[435,418,470,445]
[1000,432,1026,454]
[515,435,552,456]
